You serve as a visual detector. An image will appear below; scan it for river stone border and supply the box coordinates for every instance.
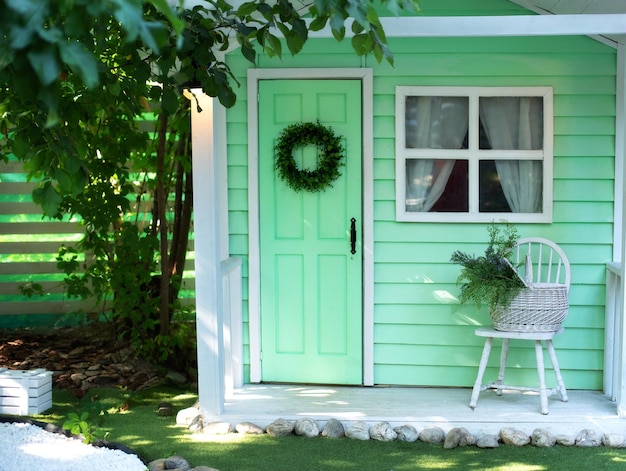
[175,406,626,449]
[149,418,626,471]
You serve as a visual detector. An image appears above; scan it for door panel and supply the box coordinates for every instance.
[259,79,362,384]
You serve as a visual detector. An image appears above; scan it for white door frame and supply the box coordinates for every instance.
[247,68,375,385]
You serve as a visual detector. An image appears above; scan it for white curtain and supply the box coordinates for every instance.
[405,96,469,212]
[479,97,543,213]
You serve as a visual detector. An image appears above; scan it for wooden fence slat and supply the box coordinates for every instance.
[0,202,46,215]
[0,222,84,235]
[0,242,81,254]
[0,162,26,173]
[0,300,98,316]
[0,182,37,194]
[0,281,66,296]
[0,262,61,275]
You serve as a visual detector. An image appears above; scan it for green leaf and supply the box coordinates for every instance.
[59,41,99,89]
[241,42,256,64]
[6,0,40,16]
[55,168,74,193]
[276,22,290,39]
[345,0,367,26]
[36,87,60,127]
[389,0,421,15]
[257,2,272,18]
[107,81,121,97]
[32,181,63,217]
[292,18,308,41]
[266,33,282,59]
[236,1,258,17]
[372,21,388,44]
[314,0,332,15]
[12,134,31,160]
[139,23,164,53]
[380,42,394,64]
[366,5,382,26]
[330,11,346,34]
[9,26,35,49]
[162,87,179,115]
[351,35,366,56]
[236,22,256,38]
[332,26,346,42]
[373,42,384,64]
[113,0,144,42]
[308,16,328,32]
[385,0,402,17]
[214,71,236,108]
[147,0,185,36]
[27,46,60,86]
[351,21,365,35]
[37,27,63,44]
[285,31,305,56]
[202,75,219,97]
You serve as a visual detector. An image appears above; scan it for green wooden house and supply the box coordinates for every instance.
[190,0,626,417]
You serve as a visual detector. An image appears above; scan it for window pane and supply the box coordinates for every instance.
[479,160,543,213]
[405,96,469,149]
[479,97,543,150]
[479,160,510,212]
[406,159,468,212]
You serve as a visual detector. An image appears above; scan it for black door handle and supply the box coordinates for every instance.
[350,218,357,255]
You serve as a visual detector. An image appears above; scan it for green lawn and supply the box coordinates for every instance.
[25,386,626,471]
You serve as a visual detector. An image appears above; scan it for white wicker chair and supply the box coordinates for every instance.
[469,237,571,415]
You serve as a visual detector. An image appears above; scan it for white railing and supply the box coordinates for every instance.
[221,257,243,396]
[605,262,623,401]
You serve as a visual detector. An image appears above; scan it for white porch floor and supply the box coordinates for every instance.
[208,385,626,437]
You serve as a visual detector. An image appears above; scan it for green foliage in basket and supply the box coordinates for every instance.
[450,223,526,312]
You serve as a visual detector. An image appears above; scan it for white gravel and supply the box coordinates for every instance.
[0,422,147,471]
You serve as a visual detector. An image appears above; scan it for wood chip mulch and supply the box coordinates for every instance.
[0,324,166,396]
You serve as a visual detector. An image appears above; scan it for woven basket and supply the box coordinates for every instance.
[489,284,569,332]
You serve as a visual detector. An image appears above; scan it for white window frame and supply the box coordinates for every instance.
[395,86,553,223]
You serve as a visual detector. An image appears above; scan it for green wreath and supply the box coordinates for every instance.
[274,121,345,192]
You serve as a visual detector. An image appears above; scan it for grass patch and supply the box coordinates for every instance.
[25,387,626,471]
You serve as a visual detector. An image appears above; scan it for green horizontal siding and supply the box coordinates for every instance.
[555,116,616,135]
[415,0,539,17]
[554,157,613,178]
[386,54,616,77]
[555,136,614,157]
[379,35,613,54]
[226,0,616,388]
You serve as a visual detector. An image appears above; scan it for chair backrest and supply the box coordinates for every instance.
[513,237,571,291]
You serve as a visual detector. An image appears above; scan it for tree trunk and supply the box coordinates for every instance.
[168,132,193,306]
[156,111,170,336]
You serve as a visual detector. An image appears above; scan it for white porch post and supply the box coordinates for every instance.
[617,44,626,417]
[191,91,225,415]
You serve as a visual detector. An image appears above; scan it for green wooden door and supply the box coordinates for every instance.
[258,79,363,384]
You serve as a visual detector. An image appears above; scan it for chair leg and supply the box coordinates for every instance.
[535,340,549,415]
[470,337,493,410]
[546,339,568,402]
[495,338,510,396]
